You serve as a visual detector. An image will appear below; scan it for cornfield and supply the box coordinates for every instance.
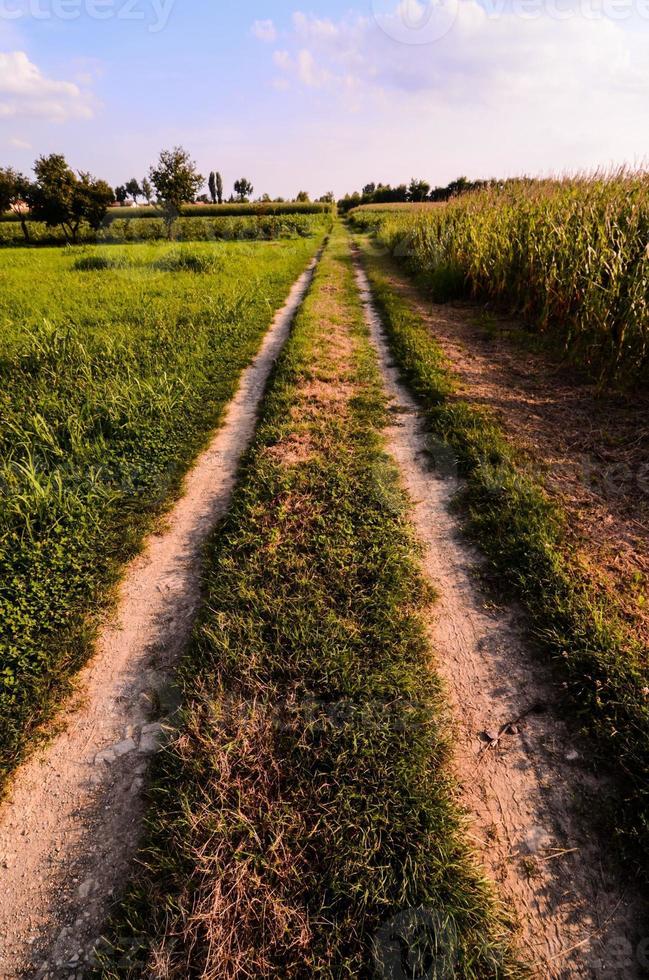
[353,172,649,384]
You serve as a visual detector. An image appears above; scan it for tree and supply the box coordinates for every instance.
[115,185,128,206]
[26,154,113,243]
[208,171,217,204]
[337,191,362,214]
[446,176,471,198]
[76,172,115,231]
[408,177,431,202]
[149,146,204,238]
[233,177,253,202]
[141,177,153,205]
[216,172,223,205]
[318,191,335,204]
[295,190,310,203]
[0,167,31,242]
[125,177,142,204]
[362,182,376,197]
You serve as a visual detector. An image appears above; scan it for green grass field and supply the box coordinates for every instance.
[0,234,323,783]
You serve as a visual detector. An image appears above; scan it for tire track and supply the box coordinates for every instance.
[0,247,323,980]
[353,250,645,979]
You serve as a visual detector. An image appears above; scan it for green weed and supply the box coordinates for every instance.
[0,236,324,784]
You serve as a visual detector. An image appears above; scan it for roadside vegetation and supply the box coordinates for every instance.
[106,201,330,219]
[0,235,324,785]
[352,232,649,876]
[0,146,334,247]
[351,173,649,385]
[0,212,330,246]
[95,228,522,979]
[338,176,485,212]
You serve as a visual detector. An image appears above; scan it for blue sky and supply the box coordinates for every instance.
[1,0,648,197]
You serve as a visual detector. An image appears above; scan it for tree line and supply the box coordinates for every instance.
[0,146,332,244]
[337,176,492,212]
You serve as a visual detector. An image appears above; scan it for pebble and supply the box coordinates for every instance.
[142,721,164,735]
[94,736,137,765]
[78,878,95,899]
[112,737,137,758]
[139,723,164,754]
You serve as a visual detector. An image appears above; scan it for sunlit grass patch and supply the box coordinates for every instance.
[0,234,324,784]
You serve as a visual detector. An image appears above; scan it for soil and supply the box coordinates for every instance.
[374,261,649,648]
[0,252,321,980]
[355,255,647,979]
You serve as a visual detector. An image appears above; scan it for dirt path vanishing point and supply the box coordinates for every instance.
[353,254,646,979]
[0,250,321,980]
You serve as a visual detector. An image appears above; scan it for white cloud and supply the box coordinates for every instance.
[9,136,31,149]
[0,51,93,122]
[270,4,648,105]
[273,49,292,70]
[296,48,331,87]
[251,19,277,43]
[251,2,649,186]
[256,4,649,174]
[292,11,339,39]
[273,45,331,88]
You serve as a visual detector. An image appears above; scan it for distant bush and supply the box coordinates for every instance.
[152,249,223,274]
[73,255,119,271]
[1,201,333,224]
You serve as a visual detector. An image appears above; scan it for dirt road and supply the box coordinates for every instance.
[354,252,645,979]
